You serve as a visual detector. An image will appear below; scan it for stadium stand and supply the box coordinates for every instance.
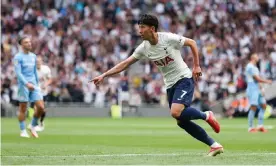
[1,0,276,114]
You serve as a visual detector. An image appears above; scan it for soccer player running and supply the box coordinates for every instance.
[90,14,223,156]
[13,36,45,138]
[28,56,52,131]
[245,53,272,133]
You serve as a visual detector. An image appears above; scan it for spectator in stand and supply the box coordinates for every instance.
[1,0,276,108]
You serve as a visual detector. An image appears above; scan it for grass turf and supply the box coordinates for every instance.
[1,117,276,165]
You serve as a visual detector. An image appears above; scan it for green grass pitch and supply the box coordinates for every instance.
[1,117,276,165]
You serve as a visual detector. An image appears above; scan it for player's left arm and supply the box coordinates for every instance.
[44,66,52,87]
[167,33,202,81]
[251,67,272,84]
[184,38,202,81]
[44,77,52,87]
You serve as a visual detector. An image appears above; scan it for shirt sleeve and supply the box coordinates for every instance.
[131,42,146,60]
[252,67,259,76]
[166,33,186,49]
[249,66,259,77]
[34,56,39,85]
[13,55,28,85]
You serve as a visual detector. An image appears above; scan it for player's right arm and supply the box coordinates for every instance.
[90,56,139,86]
[250,67,272,84]
[253,75,272,84]
[13,55,34,90]
[90,43,145,86]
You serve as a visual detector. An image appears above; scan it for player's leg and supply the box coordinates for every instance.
[257,95,268,132]
[18,102,30,138]
[177,120,214,145]
[36,111,46,131]
[168,78,222,156]
[247,91,259,132]
[34,96,47,132]
[172,103,223,156]
[34,100,45,119]
[27,102,35,129]
[169,78,206,121]
[248,105,258,132]
[170,78,220,133]
[177,120,223,156]
[29,89,44,138]
[17,86,30,137]
[40,96,48,126]
[40,111,46,126]
[27,102,35,118]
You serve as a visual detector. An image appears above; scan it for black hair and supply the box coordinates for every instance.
[18,36,29,45]
[138,14,159,32]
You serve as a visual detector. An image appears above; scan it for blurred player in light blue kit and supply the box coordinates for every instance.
[245,53,272,132]
[13,36,45,138]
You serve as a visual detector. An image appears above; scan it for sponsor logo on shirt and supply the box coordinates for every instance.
[153,56,174,67]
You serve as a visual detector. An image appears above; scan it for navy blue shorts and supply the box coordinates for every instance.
[167,77,194,109]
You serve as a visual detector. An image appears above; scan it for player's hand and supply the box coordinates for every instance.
[267,80,273,84]
[41,84,47,90]
[192,66,202,82]
[26,83,35,91]
[89,74,105,86]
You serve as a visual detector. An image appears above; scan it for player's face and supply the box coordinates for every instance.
[139,24,155,40]
[37,57,42,67]
[252,54,259,62]
[21,38,32,51]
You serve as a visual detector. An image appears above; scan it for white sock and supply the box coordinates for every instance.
[248,127,255,131]
[257,125,263,128]
[205,112,209,120]
[211,142,221,148]
[21,129,27,133]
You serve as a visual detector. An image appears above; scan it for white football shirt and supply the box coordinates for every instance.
[132,32,192,88]
[37,65,52,96]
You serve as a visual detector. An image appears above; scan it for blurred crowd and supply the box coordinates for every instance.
[1,0,276,109]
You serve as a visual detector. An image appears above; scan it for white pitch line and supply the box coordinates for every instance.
[41,123,276,129]
[2,152,276,158]
[265,125,274,129]
[1,153,182,158]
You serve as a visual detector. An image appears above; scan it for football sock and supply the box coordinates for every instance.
[211,142,222,148]
[177,120,214,146]
[19,121,25,131]
[248,109,256,128]
[31,117,38,127]
[258,107,265,126]
[40,112,46,124]
[179,107,206,121]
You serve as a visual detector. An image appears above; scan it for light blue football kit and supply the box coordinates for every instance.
[245,63,266,106]
[13,52,43,103]
[245,62,266,128]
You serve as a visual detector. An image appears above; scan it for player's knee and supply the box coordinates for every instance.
[261,104,266,110]
[36,104,45,112]
[19,103,27,113]
[170,103,185,119]
[19,107,27,112]
[250,105,258,111]
[19,109,27,114]
[170,109,182,119]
